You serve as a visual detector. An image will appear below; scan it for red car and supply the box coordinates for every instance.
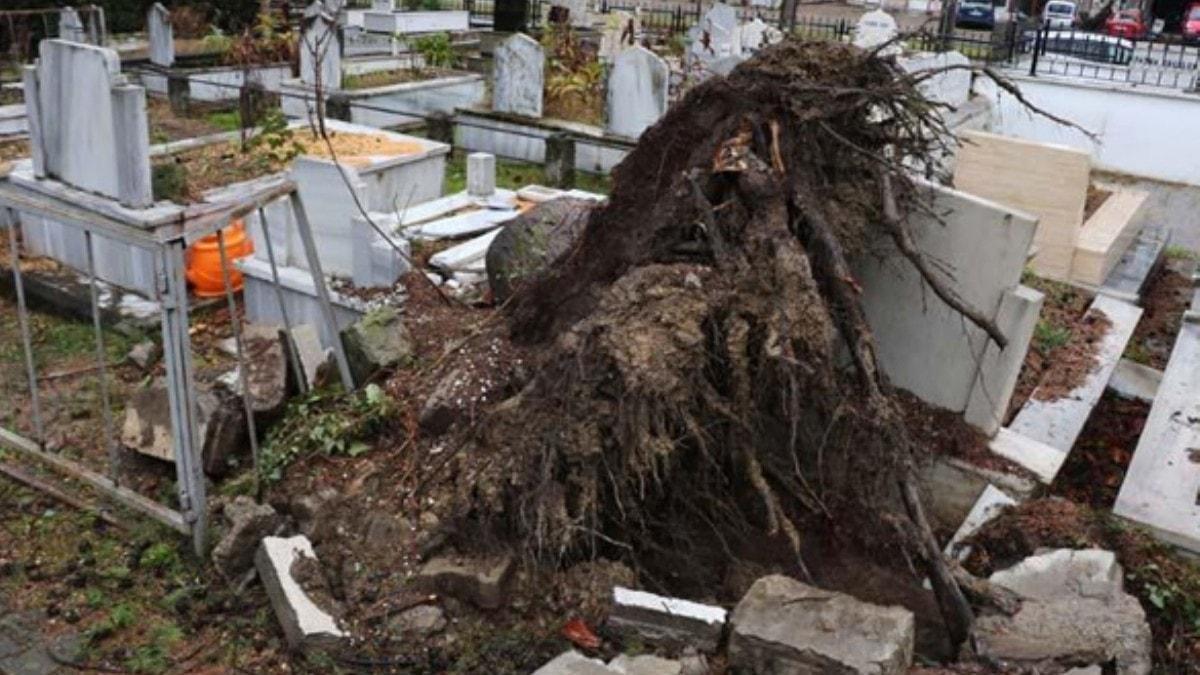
[1106,8,1148,38]
[1184,3,1200,42]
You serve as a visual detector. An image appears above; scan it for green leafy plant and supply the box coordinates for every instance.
[1164,244,1198,261]
[260,384,395,483]
[1033,319,1071,355]
[541,24,605,125]
[412,32,458,70]
[244,109,305,164]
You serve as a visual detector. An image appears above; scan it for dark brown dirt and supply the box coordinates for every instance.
[1083,184,1112,221]
[1124,257,1195,369]
[1006,276,1093,421]
[146,97,233,144]
[1031,307,1112,402]
[897,390,1032,478]
[964,499,1200,671]
[1051,393,1148,509]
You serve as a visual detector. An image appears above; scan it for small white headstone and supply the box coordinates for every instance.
[147,3,175,67]
[599,10,640,61]
[493,33,543,118]
[372,0,396,10]
[606,46,669,139]
[688,3,741,66]
[467,152,496,197]
[853,9,899,52]
[300,1,342,90]
[740,17,783,52]
[58,7,88,44]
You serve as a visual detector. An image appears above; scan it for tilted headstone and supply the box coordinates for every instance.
[740,17,783,52]
[147,3,175,67]
[58,7,88,43]
[23,40,152,208]
[853,9,899,53]
[300,1,342,91]
[606,46,668,139]
[493,33,543,118]
[599,10,640,61]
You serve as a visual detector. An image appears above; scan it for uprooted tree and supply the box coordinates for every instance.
[448,39,1055,650]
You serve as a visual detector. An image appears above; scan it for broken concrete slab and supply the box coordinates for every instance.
[973,548,1152,674]
[216,323,291,423]
[1107,358,1162,403]
[255,535,347,651]
[429,227,503,272]
[608,587,726,652]
[728,575,914,675]
[609,654,683,675]
[414,554,514,609]
[1006,294,1143,482]
[121,380,246,474]
[918,456,1038,534]
[341,306,413,384]
[533,651,615,675]
[211,496,282,578]
[126,340,159,370]
[943,484,1015,562]
[387,604,446,636]
[1113,320,1200,554]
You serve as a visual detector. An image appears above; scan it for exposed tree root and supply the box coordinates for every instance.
[444,39,1053,653]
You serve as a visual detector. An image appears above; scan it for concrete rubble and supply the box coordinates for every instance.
[972,548,1153,674]
[342,306,413,384]
[255,535,346,651]
[728,575,915,675]
[608,586,727,652]
[414,554,515,610]
[533,651,684,675]
[211,497,282,578]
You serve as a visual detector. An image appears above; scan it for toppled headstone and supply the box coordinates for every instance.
[211,496,282,577]
[217,323,291,423]
[608,587,726,652]
[414,554,514,609]
[387,604,447,636]
[493,34,544,118]
[728,575,914,675]
[485,197,596,303]
[255,535,346,651]
[341,306,413,384]
[127,339,159,370]
[972,549,1152,674]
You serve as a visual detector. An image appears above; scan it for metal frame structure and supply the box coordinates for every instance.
[0,178,353,556]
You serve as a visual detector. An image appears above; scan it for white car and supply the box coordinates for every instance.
[1042,0,1078,28]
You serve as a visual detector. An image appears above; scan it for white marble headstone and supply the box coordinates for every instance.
[702,3,741,57]
[739,18,783,52]
[24,40,152,207]
[493,33,543,118]
[372,0,396,10]
[853,9,899,52]
[606,46,668,139]
[599,10,640,61]
[147,3,175,67]
[300,1,342,91]
[58,7,88,43]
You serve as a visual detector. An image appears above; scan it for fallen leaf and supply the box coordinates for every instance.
[562,617,601,650]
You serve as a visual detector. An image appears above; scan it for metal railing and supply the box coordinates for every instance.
[1020,24,1200,89]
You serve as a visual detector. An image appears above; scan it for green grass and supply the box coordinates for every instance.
[442,150,611,198]
[1164,244,1198,261]
[205,109,243,132]
[1033,318,1071,355]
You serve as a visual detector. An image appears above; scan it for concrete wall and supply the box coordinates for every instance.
[980,74,1200,186]
[854,183,1042,435]
[141,65,292,102]
[280,75,486,128]
[454,110,630,174]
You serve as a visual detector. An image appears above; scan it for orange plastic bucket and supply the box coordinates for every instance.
[186,220,255,298]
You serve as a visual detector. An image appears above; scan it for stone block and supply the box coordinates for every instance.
[283,323,335,391]
[609,654,683,675]
[534,651,615,675]
[467,152,496,197]
[255,535,347,650]
[963,284,1044,434]
[1107,358,1162,403]
[943,483,1015,561]
[147,3,175,67]
[414,554,514,609]
[728,575,914,675]
[608,587,726,652]
[486,197,595,303]
[342,306,413,384]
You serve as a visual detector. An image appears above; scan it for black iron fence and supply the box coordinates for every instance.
[1016,24,1200,89]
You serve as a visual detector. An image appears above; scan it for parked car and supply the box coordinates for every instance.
[1042,0,1078,28]
[1105,8,1148,38]
[1183,3,1200,42]
[956,0,996,29]
[1033,30,1135,63]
